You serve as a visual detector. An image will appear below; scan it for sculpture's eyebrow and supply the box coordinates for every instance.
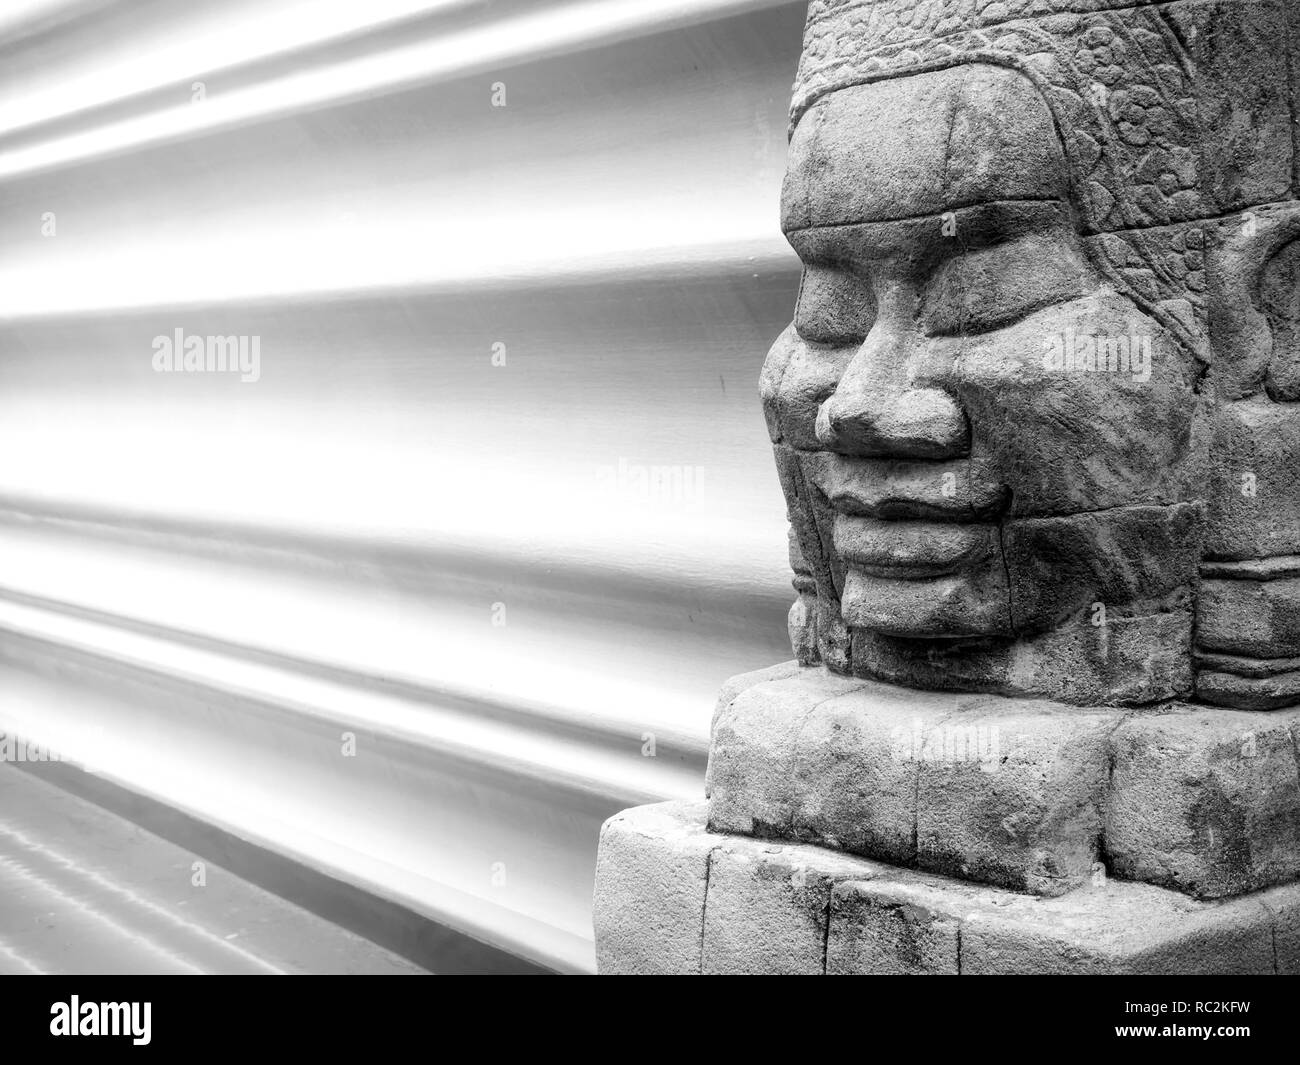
[784,198,1070,260]
[785,215,960,265]
[784,220,908,263]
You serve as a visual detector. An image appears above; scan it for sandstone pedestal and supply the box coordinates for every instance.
[595,799,1300,976]
[594,664,1300,974]
[707,664,1300,901]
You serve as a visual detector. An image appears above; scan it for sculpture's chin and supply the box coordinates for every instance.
[839,565,1013,638]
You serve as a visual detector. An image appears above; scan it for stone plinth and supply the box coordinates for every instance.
[706,663,1300,900]
[594,800,1300,976]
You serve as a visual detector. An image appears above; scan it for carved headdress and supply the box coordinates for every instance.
[790,0,1295,370]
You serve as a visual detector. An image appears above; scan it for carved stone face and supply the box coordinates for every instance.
[763,64,1206,703]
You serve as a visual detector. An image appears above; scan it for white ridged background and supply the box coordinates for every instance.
[0,0,805,971]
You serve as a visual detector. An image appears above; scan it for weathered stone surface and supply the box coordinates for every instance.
[1202,556,1300,582]
[711,668,1113,895]
[958,882,1276,976]
[1262,236,1300,401]
[853,608,1194,707]
[827,879,960,975]
[791,0,1293,229]
[1107,708,1300,898]
[1195,649,1300,677]
[1197,669,1300,711]
[1198,576,1300,659]
[707,666,1300,900]
[832,873,1276,976]
[701,839,870,976]
[706,667,867,837]
[916,701,1118,895]
[837,520,1012,637]
[1205,398,1300,560]
[592,801,713,975]
[954,297,1202,515]
[1262,884,1300,975]
[808,450,1008,520]
[789,683,956,864]
[783,65,1068,231]
[595,803,1293,974]
[1001,504,1202,633]
[1171,0,1294,214]
[713,659,802,715]
[1209,207,1300,400]
[1196,557,1300,709]
[761,346,850,452]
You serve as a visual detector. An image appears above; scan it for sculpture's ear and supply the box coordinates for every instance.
[786,524,820,666]
[1260,233,1300,402]
[1197,207,1300,709]
[1209,205,1300,400]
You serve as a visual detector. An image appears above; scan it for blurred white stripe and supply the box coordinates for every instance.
[0,0,481,140]
[0,0,795,179]
[0,0,102,40]
[0,936,46,975]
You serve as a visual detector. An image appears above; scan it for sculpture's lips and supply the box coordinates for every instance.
[817,455,1008,521]
[832,514,1001,580]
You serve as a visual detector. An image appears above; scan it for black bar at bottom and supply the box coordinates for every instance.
[0,976,1290,1052]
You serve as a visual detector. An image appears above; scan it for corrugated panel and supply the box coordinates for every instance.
[0,0,805,971]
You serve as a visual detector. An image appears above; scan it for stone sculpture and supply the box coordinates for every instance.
[594,0,1300,974]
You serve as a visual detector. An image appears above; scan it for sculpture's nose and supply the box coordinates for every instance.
[814,290,969,460]
[816,383,968,459]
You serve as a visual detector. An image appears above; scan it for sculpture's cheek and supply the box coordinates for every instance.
[760,326,855,451]
[944,302,1204,516]
[1002,505,1203,634]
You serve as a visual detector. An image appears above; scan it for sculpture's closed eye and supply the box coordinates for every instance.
[919,234,1095,338]
[794,263,875,346]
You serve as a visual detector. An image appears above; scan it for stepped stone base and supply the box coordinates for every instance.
[593,800,1300,975]
[706,663,1300,900]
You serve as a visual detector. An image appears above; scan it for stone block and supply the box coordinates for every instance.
[958,882,1276,976]
[1198,575,1300,658]
[789,684,955,864]
[592,801,713,975]
[1197,668,1300,711]
[706,668,1300,901]
[711,668,1120,896]
[713,659,802,715]
[916,702,1119,895]
[1261,884,1300,975]
[1107,707,1300,898]
[827,879,961,975]
[831,869,1275,976]
[595,802,1295,974]
[1205,397,1300,559]
[700,838,873,976]
[706,666,868,837]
